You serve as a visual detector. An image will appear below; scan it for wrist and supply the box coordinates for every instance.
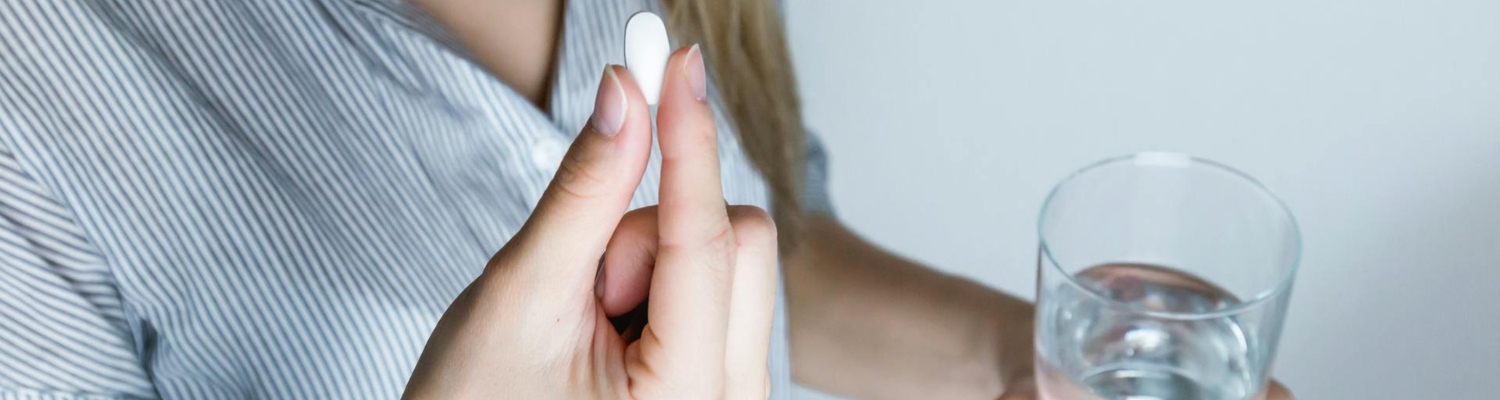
[999,306,1036,387]
[932,272,1037,397]
[967,280,1035,394]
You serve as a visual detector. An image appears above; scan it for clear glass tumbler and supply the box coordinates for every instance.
[1035,152,1300,400]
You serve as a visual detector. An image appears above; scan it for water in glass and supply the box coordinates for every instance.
[1037,263,1264,400]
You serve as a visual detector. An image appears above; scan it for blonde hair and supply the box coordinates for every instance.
[660,0,806,251]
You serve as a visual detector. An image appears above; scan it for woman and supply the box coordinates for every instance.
[0,0,1290,399]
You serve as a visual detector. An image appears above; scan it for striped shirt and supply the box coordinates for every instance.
[0,0,831,398]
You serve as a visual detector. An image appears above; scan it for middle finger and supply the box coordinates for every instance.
[642,43,736,394]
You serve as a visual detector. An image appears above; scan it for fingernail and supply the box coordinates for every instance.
[684,44,706,102]
[590,65,627,136]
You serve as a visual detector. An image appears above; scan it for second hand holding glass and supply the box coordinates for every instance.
[1034,153,1300,400]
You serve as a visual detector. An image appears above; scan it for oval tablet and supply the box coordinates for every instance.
[624,12,669,105]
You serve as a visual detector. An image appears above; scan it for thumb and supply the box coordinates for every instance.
[505,65,652,279]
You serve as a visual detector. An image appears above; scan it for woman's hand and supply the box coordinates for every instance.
[403,46,779,399]
[997,372,1296,399]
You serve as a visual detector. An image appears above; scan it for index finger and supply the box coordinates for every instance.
[636,44,735,395]
[654,44,731,246]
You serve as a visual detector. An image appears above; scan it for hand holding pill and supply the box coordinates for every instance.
[403,12,777,400]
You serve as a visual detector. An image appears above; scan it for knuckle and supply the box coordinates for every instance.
[691,125,719,150]
[727,205,777,248]
[663,217,737,270]
[615,206,659,232]
[483,244,519,274]
[704,221,737,256]
[549,151,610,201]
[659,125,719,162]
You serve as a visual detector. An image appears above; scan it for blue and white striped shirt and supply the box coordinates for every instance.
[0,0,831,398]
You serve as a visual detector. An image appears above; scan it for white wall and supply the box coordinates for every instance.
[784,0,1500,399]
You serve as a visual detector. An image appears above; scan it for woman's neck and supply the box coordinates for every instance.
[414,0,565,109]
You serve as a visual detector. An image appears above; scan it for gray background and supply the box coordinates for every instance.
[783,0,1500,399]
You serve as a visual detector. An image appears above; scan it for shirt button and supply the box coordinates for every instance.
[531,135,569,173]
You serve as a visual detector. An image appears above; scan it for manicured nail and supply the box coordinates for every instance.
[684,44,706,102]
[590,65,628,136]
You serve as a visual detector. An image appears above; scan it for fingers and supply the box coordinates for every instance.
[722,206,779,400]
[503,65,653,282]
[599,207,658,317]
[601,44,779,398]
[632,44,739,397]
[655,44,730,247]
[1266,380,1295,400]
[626,204,781,399]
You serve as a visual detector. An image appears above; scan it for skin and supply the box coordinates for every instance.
[409,0,1296,398]
[405,49,780,398]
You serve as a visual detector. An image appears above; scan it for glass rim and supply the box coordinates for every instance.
[1036,152,1303,320]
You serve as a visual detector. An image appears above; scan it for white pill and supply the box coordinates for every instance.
[624,12,670,105]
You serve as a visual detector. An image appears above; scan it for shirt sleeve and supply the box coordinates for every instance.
[0,144,155,399]
[801,131,835,216]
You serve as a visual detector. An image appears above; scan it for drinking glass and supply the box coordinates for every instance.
[1035,152,1300,400]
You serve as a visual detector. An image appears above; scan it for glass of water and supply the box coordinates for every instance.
[1035,152,1300,400]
